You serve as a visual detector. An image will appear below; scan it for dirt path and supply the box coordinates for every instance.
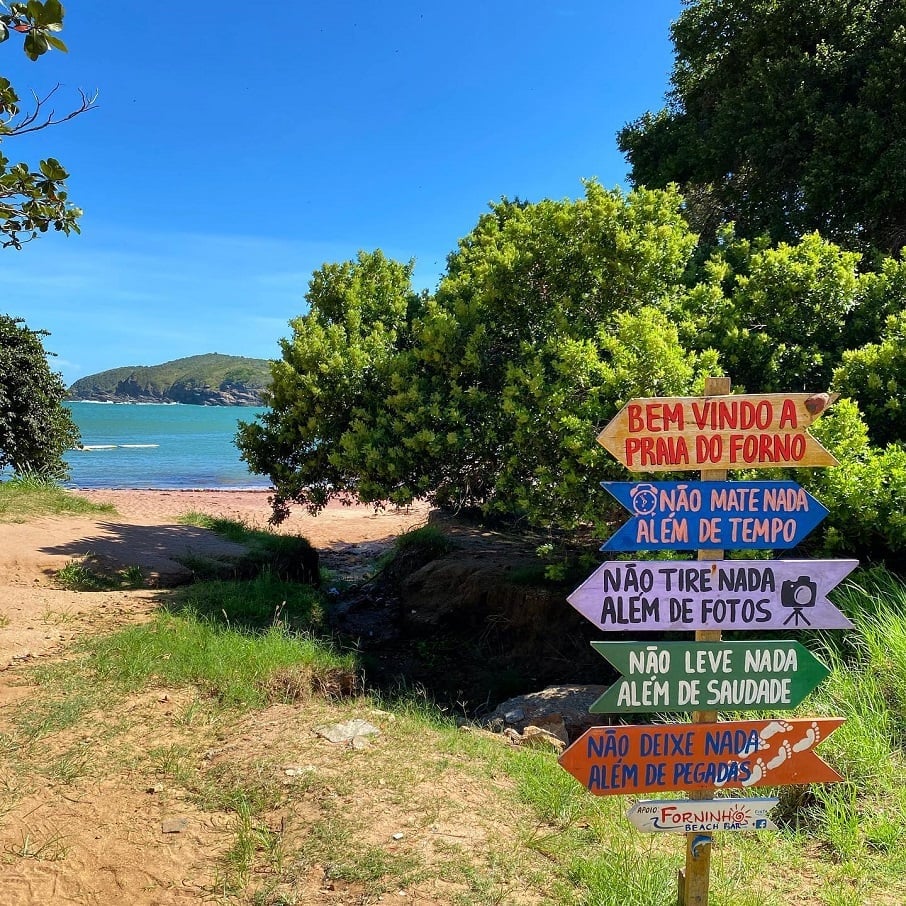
[0,491,431,672]
[0,492,452,905]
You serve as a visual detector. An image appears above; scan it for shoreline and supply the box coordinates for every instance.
[70,487,431,532]
[67,400,267,407]
[65,485,273,492]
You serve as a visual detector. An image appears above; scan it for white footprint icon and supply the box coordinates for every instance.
[743,758,766,787]
[767,740,792,770]
[760,720,793,742]
[792,721,821,753]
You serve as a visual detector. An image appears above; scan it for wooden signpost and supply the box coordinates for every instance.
[588,641,830,713]
[560,376,851,906]
[600,480,829,551]
[568,558,857,631]
[597,392,838,471]
[682,375,731,906]
[627,798,779,834]
[558,719,845,793]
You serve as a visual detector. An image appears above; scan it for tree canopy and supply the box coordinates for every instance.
[238,184,720,532]
[238,179,906,558]
[1,0,90,249]
[833,309,906,445]
[237,250,427,522]
[678,229,904,393]
[618,0,906,255]
[1,2,84,478]
[0,315,79,478]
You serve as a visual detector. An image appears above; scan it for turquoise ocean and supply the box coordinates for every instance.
[64,402,271,489]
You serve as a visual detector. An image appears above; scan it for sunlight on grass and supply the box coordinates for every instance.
[177,511,320,583]
[6,563,906,904]
[178,510,255,542]
[88,610,355,707]
[0,475,115,522]
[55,556,145,591]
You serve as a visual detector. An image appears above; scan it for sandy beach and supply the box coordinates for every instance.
[0,489,431,674]
[73,488,431,545]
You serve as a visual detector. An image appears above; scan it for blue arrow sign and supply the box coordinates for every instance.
[601,481,829,551]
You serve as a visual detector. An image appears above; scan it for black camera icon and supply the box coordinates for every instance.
[781,576,817,609]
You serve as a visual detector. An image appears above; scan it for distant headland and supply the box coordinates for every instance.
[67,353,271,406]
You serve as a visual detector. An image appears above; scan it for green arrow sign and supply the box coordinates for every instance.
[589,641,830,713]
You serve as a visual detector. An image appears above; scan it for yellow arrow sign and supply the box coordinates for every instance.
[597,392,838,472]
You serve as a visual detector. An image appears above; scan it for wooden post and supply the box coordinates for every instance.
[678,375,731,906]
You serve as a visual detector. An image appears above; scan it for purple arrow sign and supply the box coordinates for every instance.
[600,481,829,551]
[567,559,857,631]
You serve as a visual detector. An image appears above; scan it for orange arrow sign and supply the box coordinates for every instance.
[558,719,844,795]
[598,393,838,472]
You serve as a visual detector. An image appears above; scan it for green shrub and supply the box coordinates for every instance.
[800,400,906,560]
[833,310,906,446]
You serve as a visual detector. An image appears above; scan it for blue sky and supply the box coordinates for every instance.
[2,1,681,386]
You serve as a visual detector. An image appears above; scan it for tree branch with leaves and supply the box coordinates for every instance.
[0,0,95,248]
[1,1,88,477]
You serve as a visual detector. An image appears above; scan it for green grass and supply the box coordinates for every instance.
[178,511,260,543]
[392,524,454,557]
[55,557,145,591]
[10,550,906,903]
[428,727,682,905]
[9,576,355,741]
[799,569,906,875]
[218,800,286,896]
[178,512,303,555]
[0,474,115,522]
[5,829,69,862]
[167,572,325,633]
[1,655,110,758]
[322,844,425,888]
[88,609,355,708]
[387,566,906,905]
[371,523,456,579]
[177,512,319,583]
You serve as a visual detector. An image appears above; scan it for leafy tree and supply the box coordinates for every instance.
[475,305,718,530]
[242,183,719,531]
[800,399,906,559]
[678,229,903,393]
[0,315,79,478]
[337,183,717,530]
[237,250,426,521]
[0,2,87,478]
[1,0,92,248]
[619,0,906,255]
[833,310,906,445]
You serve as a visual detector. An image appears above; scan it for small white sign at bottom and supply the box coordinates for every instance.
[627,797,779,833]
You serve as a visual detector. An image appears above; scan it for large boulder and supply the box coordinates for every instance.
[482,684,611,743]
